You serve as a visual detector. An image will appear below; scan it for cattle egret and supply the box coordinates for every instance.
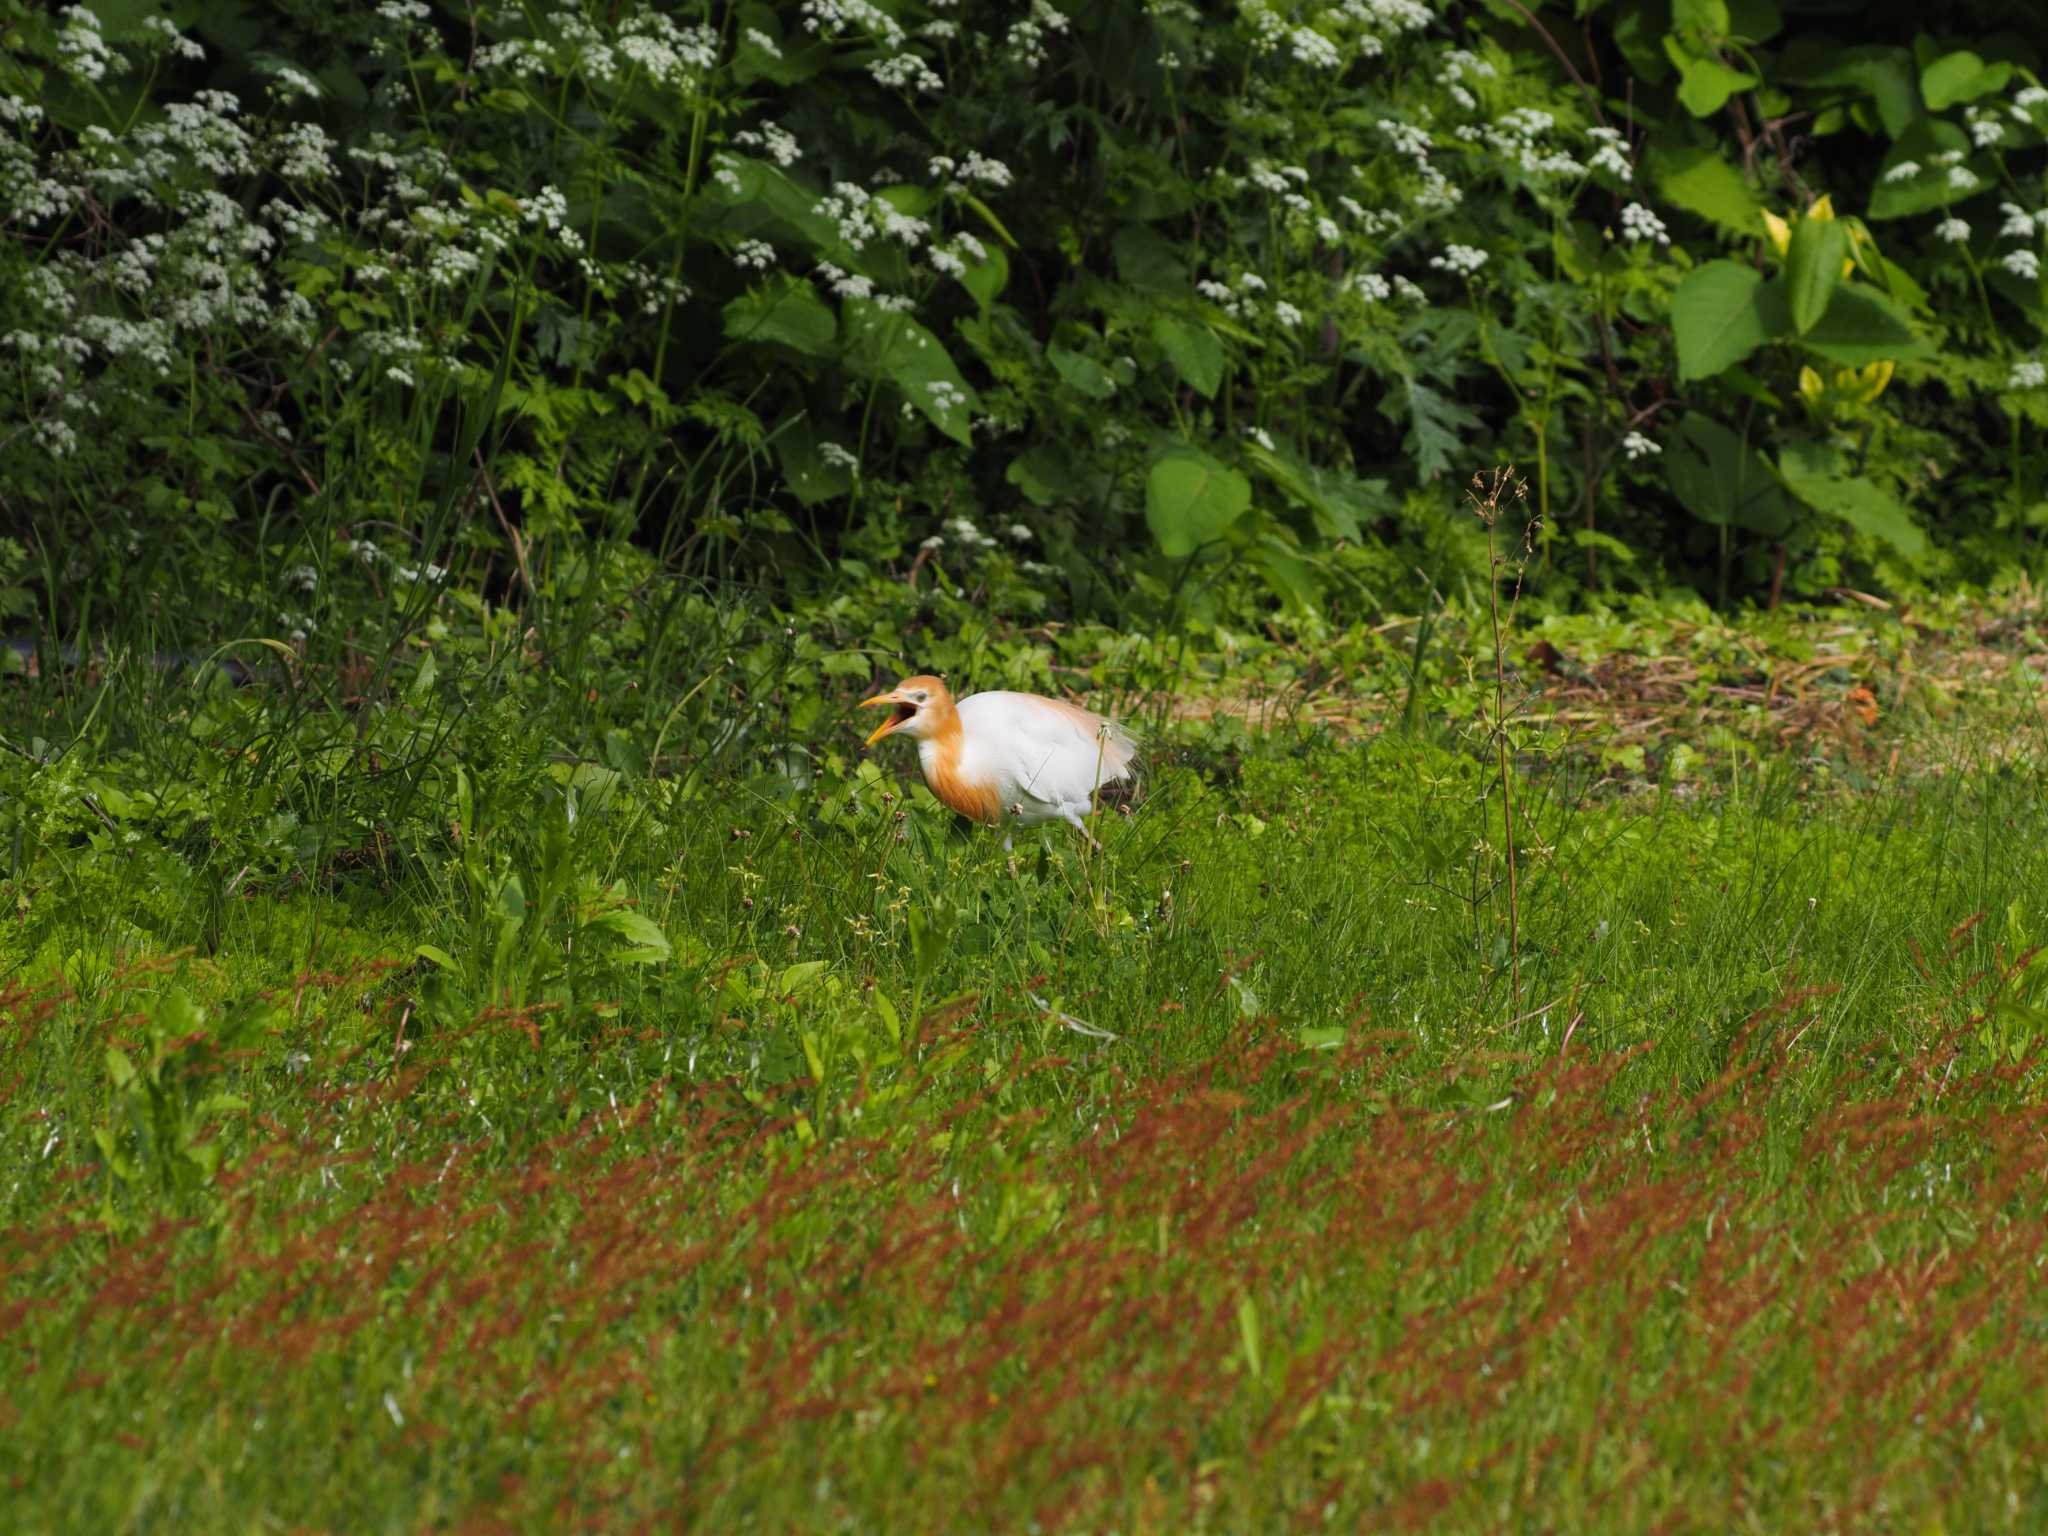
[859,674,1137,846]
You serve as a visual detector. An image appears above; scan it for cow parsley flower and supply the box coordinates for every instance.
[2002,248,2041,280]
[1429,244,1488,275]
[1619,203,1669,244]
[1935,217,1971,244]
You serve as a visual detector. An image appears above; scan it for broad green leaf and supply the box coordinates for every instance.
[774,415,857,505]
[777,959,830,994]
[1250,537,1323,613]
[1778,440,1927,557]
[1244,441,1383,542]
[1650,146,1761,235]
[1921,50,2011,111]
[843,300,978,446]
[1785,216,1849,333]
[1047,344,1118,400]
[1007,446,1087,507]
[1145,450,1252,558]
[1800,287,1929,366]
[723,276,836,357]
[1151,315,1225,398]
[1665,39,1758,116]
[1671,0,1730,35]
[586,908,673,962]
[1779,43,1917,137]
[957,245,1008,313]
[415,943,458,970]
[1114,224,1189,290]
[1663,413,1791,534]
[1671,261,1768,380]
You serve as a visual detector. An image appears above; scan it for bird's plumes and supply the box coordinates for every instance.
[859,674,1137,842]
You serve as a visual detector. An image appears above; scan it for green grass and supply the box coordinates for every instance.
[6,613,2048,1531]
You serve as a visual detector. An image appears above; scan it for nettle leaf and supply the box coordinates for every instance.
[1047,343,1117,400]
[1778,439,1927,558]
[843,300,978,446]
[724,276,836,356]
[1650,145,1762,236]
[1671,261,1769,380]
[1145,449,1251,558]
[1785,216,1849,334]
[1151,315,1225,398]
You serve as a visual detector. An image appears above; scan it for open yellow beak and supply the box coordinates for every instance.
[859,691,910,748]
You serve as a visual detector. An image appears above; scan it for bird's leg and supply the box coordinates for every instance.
[1062,807,1101,851]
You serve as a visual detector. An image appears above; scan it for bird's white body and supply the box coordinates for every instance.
[922,691,1135,832]
[860,675,1137,843]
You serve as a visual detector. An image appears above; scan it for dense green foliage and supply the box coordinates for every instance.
[6,0,2048,638]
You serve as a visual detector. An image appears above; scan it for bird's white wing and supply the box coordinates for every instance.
[959,691,1136,811]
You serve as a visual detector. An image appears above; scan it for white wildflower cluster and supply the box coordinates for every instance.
[928,230,986,279]
[1378,118,1459,212]
[816,182,929,253]
[56,6,123,85]
[801,0,904,47]
[1438,49,1492,110]
[1965,106,2005,149]
[1289,25,1343,70]
[816,261,876,301]
[1197,269,1272,319]
[928,152,1013,191]
[1586,125,1632,183]
[1621,431,1660,461]
[818,441,860,474]
[802,0,945,92]
[619,11,720,87]
[1882,160,1920,183]
[871,52,944,92]
[1429,243,1487,276]
[734,239,776,271]
[474,9,716,91]
[1934,217,1971,244]
[1321,0,1432,61]
[1006,1,1071,70]
[1465,106,1582,180]
[142,15,207,63]
[745,28,782,59]
[2008,358,2048,390]
[1619,202,1668,245]
[0,64,348,457]
[942,516,998,552]
[2005,248,2041,280]
[2000,203,2036,239]
[1272,299,1304,327]
[731,121,801,168]
[266,63,323,103]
